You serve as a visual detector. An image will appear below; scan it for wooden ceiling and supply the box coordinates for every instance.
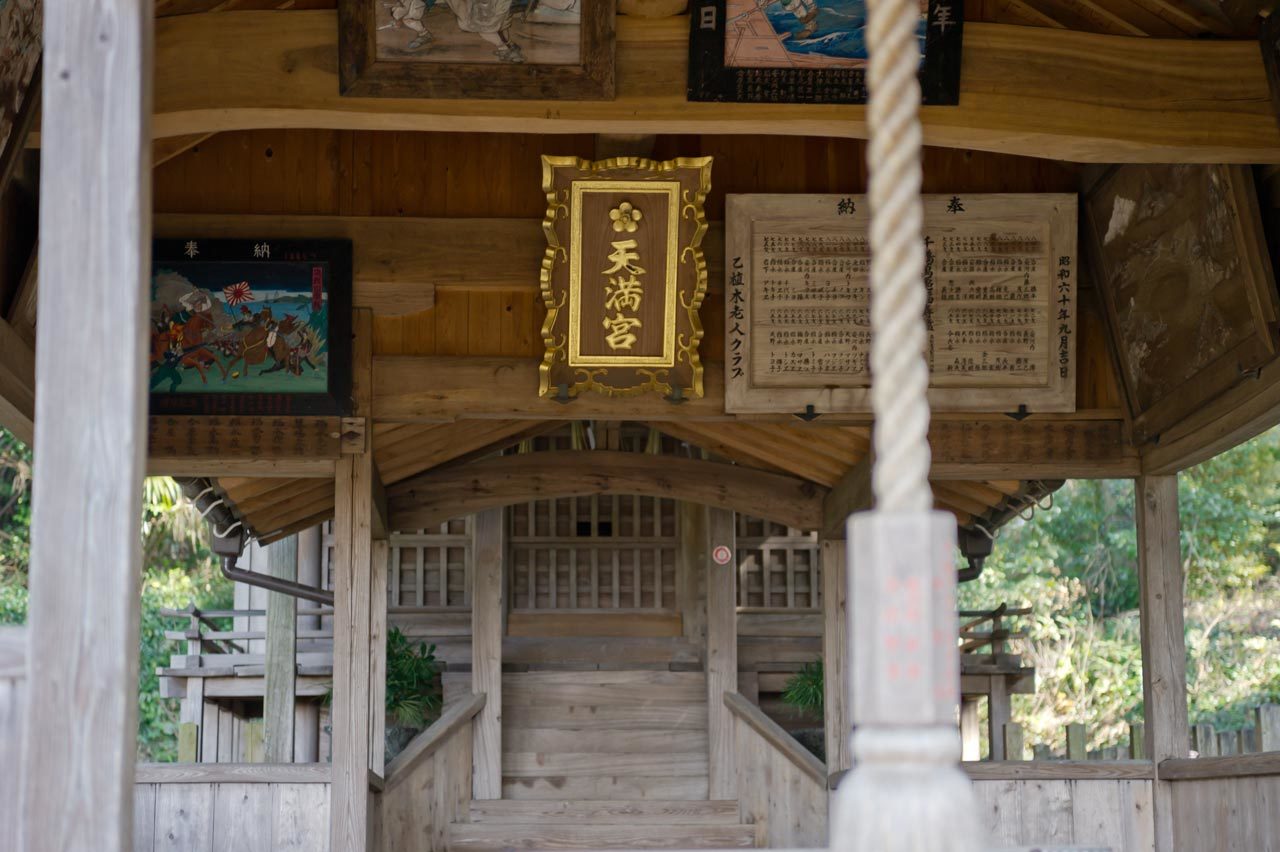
[153,0,1264,38]
[215,420,1058,542]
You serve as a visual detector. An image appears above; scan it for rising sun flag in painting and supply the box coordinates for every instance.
[223,280,254,306]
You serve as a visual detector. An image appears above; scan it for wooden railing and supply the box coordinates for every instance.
[133,763,331,852]
[725,691,824,848]
[377,692,486,852]
[958,604,1031,659]
[1160,751,1280,850]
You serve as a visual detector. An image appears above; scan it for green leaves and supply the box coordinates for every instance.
[782,659,824,715]
[385,627,442,730]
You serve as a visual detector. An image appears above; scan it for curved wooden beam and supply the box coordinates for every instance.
[387,451,826,531]
[138,12,1280,163]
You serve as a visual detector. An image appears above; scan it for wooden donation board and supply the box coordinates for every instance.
[1083,164,1279,442]
[725,194,1077,415]
[540,156,712,400]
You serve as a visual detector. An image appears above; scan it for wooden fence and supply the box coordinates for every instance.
[1161,752,1280,851]
[133,764,330,852]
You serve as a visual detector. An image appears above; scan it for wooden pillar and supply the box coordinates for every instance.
[677,502,708,645]
[472,507,505,800]
[706,507,737,800]
[21,1,152,850]
[265,535,299,763]
[1136,475,1189,852]
[369,539,389,776]
[987,676,1010,761]
[294,525,323,763]
[959,698,980,761]
[822,539,850,774]
[331,310,376,852]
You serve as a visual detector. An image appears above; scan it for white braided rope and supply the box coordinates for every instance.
[866,0,932,513]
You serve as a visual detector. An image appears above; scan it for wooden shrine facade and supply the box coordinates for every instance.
[6,2,1280,852]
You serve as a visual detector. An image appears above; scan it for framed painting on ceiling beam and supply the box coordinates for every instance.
[337,0,616,100]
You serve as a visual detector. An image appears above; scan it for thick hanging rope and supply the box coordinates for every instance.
[866,0,932,514]
[830,1,982,850]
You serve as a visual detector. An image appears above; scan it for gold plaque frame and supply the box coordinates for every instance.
[539,155,712,400]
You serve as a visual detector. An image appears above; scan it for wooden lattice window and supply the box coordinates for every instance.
[735,516,821,611]
[510,495,678,612]
[389,519,472,609]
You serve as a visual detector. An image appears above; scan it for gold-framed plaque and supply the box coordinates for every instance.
[539,156,713,400]
[725,193,1078,415]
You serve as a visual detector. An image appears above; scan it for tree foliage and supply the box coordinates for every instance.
[959,428,1280,751]
[0,430,231,761]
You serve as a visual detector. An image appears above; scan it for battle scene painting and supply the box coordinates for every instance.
[376,0,582,66]
[149,240,352,416]
[724,0,925,69]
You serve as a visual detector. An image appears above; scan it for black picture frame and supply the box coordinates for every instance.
[149,238,353,417]
[687,0,963,105]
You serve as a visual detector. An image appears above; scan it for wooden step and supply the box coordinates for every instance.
[447,822,760,851]
[468,799,740,824]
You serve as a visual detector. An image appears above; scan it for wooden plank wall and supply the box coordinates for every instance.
[133,781,330,852]
[972,778,1155,851]
[378,719,473,852]
[152,131,1120,412]
[1168,775,1280,851]
[730,696,827,848]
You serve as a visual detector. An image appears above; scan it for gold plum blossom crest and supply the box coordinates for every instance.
[609,202,642,233]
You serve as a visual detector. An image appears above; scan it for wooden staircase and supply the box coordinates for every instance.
[442,669,760,851]
[448,800,761,850]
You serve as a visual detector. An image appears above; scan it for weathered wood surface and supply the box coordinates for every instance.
[1136,475,1188,852]
[144,13,1280,162]
[330,310,376,852]
[500,670,710,800]
[369,539,389,775]
[382,693,485,789]
[23,3,152,852]
[265,536,299,763]
[972,778,1155,851]
[728,692,826,847]
[821,540,849,774]
[707,508,737,800]
[1168,775,1280,851]
[471,508,504,800]
[135,763,332,784]
[0,628,25,846]
[1160,752,1280,781]
[387,452,825,532]
[964,762,1155,781]
[1085,164,1278,443]
[133,780,330,852]
[822,458,872,539]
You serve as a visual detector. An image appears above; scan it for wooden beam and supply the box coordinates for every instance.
[705,507,737,800]
[22,2,151,852]
[143,12,1280,163]
[152,132,215,168]
[387,451,826,532]
[264,535,298,763]
[821,539,850,775]
[369,539,389,775]
[7,248,36,348]
[926,419,1139,479]
[471,507,504,800]
[375,355,1126,425]
[149,458,338,478]
[1136,475,1189,852]
[0,313,37,447]
[821,456,872,539]
[371,464,389,541]
[155,214,727,309]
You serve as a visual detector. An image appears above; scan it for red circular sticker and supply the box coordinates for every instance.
[712,545,733,565]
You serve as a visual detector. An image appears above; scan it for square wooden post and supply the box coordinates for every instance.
[265,535,299,763]
[21,1,152,850]
[706,507,737,800]
[331,310,376,852]
[369,539,389,776]
[1136,475,1189,852]
[472,507,505,800]
[822,539,850,774]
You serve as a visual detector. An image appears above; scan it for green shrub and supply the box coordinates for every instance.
[783,659,824,716]
[385,627,442,729]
